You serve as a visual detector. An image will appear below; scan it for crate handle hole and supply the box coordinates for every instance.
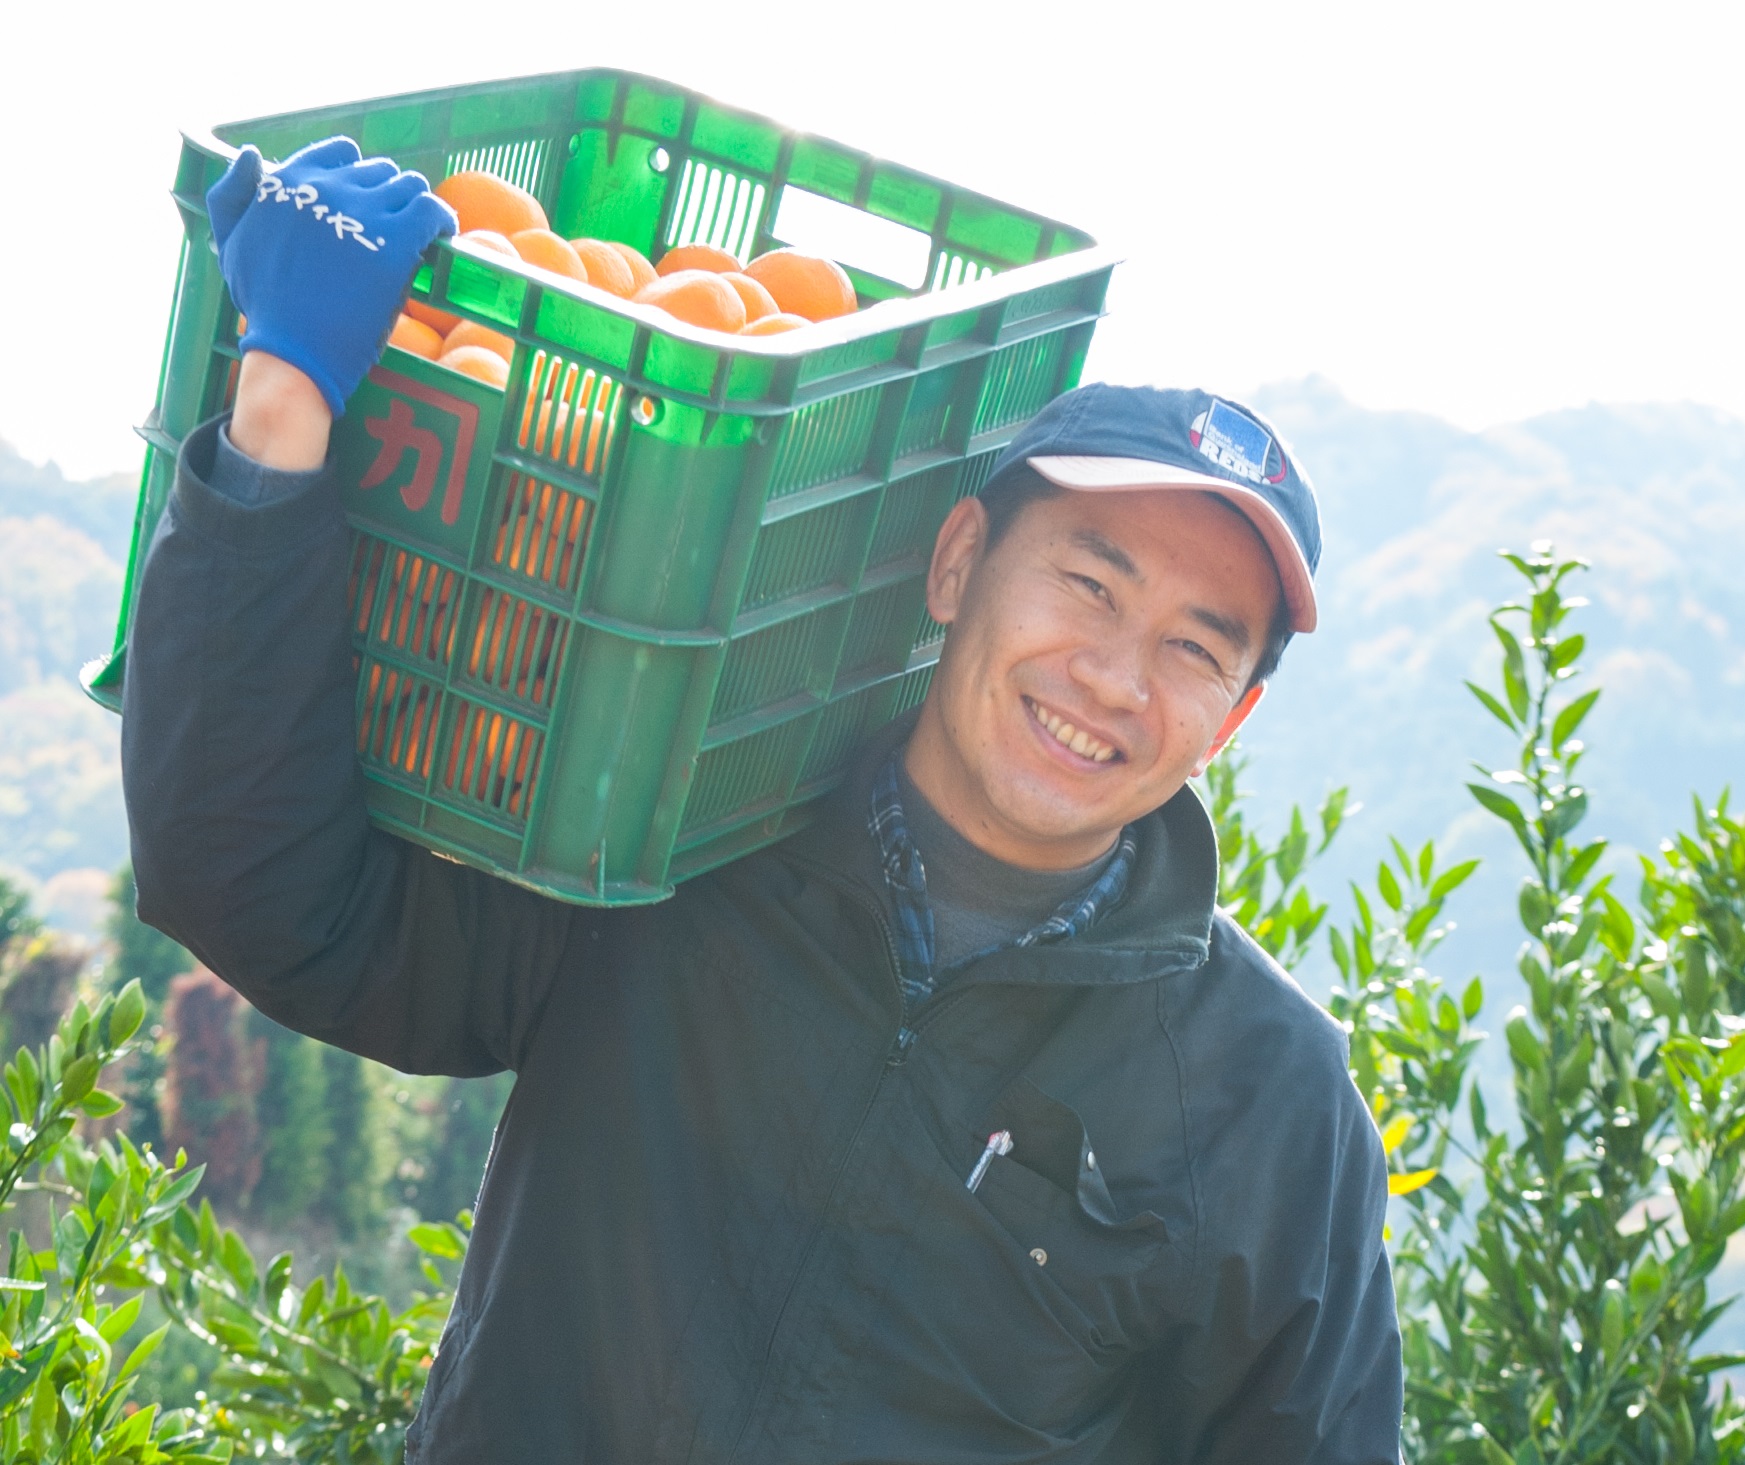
[649,146,671,175]
[632,395,660,426]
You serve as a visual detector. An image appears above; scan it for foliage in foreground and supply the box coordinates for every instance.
[0,980,463,1463]
[1218,545,1745,1463]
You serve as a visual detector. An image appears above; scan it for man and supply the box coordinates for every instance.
[123,138,1402,1462]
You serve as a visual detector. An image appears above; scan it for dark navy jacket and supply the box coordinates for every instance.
[121,417,1403,1463]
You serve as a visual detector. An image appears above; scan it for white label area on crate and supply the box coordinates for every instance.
[771,188,933,290]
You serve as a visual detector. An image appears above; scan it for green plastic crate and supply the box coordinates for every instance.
[85,68,1114,904]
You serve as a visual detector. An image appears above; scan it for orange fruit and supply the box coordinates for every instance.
[607,242,658,293]
[744,249,857,321]
[438,345,511,389]
[434,171,549,237]
[403,298,459,336]
[510,230,589,283]
[387,314,444,359]
[443,319,515,363]
[656,242,742,276]
[720,272,779,324]
[567,239,637,298]
[739,313,811,336]
[633,270,747,333]
[455,228,519,259]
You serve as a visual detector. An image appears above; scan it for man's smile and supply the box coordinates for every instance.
[1022,695,1122,765]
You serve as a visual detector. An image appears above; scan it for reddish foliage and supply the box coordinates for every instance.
[160,967,263,1211]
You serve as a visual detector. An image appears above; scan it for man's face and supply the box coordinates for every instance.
[904,485,1281,870]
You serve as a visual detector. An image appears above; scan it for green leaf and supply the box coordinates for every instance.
[1600,1279,1626,1355]
[1506,1010,1544,1070]
[1466,680,1519,731]
[1542,787,1588,842]
[1493,622,1530,720]
[1563,839,1607,889]
[107,980,147,1048]
[1376,863,1402,912]
[76,1089,123,1119]
[98,1293,142,1344]
[1552,688,1601,750]
[57,1052,100,1106]
[116,1322,169,1382]
[407,1222,467,1261]
[1469,783,1528,832]
[1680,942,1713,1021]
[1462,976,1484,1020]
[1549,632,1586,671]
[1429,859,1480,902]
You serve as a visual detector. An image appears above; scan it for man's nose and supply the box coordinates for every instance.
[1066,633,1150,713]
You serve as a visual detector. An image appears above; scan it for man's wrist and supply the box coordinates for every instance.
[229,351,334,471]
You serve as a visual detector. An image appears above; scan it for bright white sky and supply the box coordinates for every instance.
[5,0,1743,479]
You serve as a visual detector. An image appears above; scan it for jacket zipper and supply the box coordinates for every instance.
[725,857,908,1462]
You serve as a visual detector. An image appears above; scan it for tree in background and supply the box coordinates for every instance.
[419,1073,514,1226]
[317,1046,390,1240]
[160,968,262,1214]
[0,932,87,1056]
[106,864,193,1008]
[245,1010,333,1230]
[0,873,40,960]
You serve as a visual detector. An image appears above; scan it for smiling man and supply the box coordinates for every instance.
[123,140,1402,1465]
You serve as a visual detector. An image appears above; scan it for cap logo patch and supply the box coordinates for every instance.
[1189,399,1287,486]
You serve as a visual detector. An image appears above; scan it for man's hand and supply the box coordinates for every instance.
[206,136,457,420]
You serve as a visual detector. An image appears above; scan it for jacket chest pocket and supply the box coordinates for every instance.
[965,1079,1171,1357]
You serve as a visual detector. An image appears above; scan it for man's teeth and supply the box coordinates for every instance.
[1027,699,1116,763]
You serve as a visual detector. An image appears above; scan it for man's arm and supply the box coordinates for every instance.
[122,140,574,1077]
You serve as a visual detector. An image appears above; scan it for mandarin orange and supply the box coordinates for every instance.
[387,314,444,359]
[655,242,742,276]
[567,239,638,298]
[633,270,747,333]
[402,299,459,337]
[607,242,659,293]
[434,171,548,237]
[510,230,589,283]
[455,228,519,259]
[743,249,857,321]
[438,345,511,389]
[738,312,811,336]
[443,320,515,363]
[720,272,779,324]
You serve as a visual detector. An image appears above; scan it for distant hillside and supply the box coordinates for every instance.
[1243,378,1745,992]
[1,385,1740,949]
[0,441,136,930]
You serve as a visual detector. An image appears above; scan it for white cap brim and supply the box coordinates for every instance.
[1027,454,1319,633]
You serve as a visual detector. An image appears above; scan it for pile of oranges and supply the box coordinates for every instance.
[386,171,861,390]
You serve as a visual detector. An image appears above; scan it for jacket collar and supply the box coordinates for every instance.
[778,707,1218,986]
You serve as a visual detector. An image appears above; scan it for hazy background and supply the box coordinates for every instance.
[5,0,1745,479]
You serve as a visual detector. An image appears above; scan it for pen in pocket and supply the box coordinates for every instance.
[966,1130,1013,1192]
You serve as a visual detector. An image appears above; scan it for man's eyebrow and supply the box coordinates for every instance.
[1069,529,1142,582]
[1188,605,1252,654]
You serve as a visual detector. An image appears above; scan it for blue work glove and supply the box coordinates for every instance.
[206,136,457,417]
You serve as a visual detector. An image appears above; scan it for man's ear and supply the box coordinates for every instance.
[925,496,991,628]
[1191,683,1266,778]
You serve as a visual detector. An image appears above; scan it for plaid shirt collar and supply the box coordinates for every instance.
[868,750,1139,1034]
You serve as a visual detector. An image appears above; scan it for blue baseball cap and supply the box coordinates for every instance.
[987,384,1322,633]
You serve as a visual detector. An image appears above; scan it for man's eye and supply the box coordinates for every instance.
[1179,639,1221,669]
[1070,573,1111,604]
